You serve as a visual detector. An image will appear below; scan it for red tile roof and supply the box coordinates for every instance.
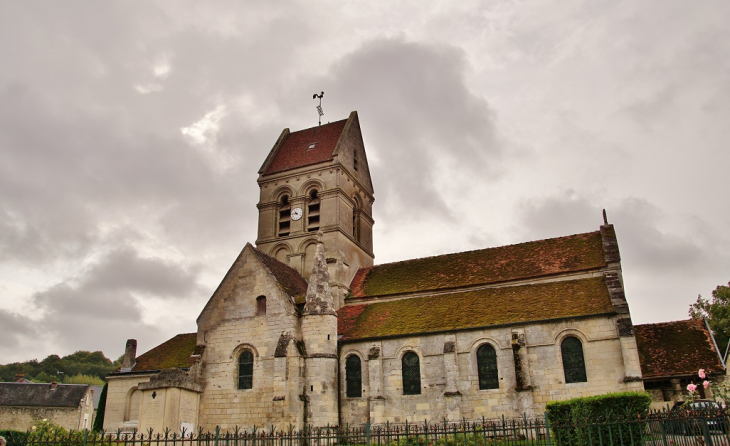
[338,277,613,341]
[253,247,308,303]
[130,333,203,372]
[634,319,725,379]
[262,119,348,175]
[349,232,607,298]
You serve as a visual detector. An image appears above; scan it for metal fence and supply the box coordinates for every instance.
[7,413,730,446]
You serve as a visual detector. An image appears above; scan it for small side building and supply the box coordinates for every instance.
[635,318,726,409]
[0,382,95,431]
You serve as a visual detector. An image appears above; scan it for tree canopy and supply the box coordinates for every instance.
[690,282,730,357]
[0,350,120,383]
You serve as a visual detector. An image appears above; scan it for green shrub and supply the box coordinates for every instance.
[545,391,652,446]
[0,430,28,446]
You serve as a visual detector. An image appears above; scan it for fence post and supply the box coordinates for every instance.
[366,421,371,446]
[544,412,552,446]
[83,429,88,446]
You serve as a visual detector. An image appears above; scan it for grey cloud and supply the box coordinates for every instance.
[283,38,501,220]
[29,247,202,355]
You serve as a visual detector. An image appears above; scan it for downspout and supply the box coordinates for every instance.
[704,317,726,371]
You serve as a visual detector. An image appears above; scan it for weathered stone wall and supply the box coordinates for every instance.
[340,315,644,425]
[196,246,305,431]
[0,388,94,431]
[104,374,152,431]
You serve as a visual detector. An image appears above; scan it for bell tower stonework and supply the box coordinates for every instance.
[256,111,374,308]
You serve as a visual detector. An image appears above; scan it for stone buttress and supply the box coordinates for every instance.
[301,232,339,427]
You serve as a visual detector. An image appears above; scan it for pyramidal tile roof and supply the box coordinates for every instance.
[634,319,725,379]
[338,276,613,341]
[261,119,348,175]
[349,231,607,298]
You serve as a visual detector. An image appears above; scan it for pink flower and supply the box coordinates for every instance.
[687,383,698,392]
[699,369,706,379]
[704,380,711,389]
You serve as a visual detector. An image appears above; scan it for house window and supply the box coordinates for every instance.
[402,351,421,395]
[307,189,320,232]
[561,337,587,383]
[278,195,291,237]
[256,296,266,315]
[238,351,254,389]
[352,198,361,243]
[345,355,362,398]
[477,344,499,390]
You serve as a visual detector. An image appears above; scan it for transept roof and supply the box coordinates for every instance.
[634,319,724,379]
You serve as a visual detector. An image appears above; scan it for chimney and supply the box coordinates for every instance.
[50,381,57,390]
[121,339,137,370]
[15,373,24,382]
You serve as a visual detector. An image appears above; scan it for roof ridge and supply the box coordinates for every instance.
[288,118,348,135]
[635,318,699,327]
[251,246,304,278]
[360,230,601,270]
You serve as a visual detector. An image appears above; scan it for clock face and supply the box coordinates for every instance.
[291,207,303,221]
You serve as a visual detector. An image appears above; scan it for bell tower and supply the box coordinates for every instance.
[255,111,374,308]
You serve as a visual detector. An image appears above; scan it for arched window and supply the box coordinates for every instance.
[278,195,291,237]
[256,296,266,315]
[561,337,587,383]
[477,344,499,390]
[307,189,320,232]
[402,352,421,395]
[238,351,254,389]
[345,355,362,398]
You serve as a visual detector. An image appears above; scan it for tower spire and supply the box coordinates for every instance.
[303,230,335,316]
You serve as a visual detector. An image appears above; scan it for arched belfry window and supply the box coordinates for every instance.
[402,352,421,395]
[561,337,587,383]
[278,195,291,237]
[477,344,499,390]
[256,296,266,315]
[345,355,362,398]
[307,189,320,232]
[238,351,254,389]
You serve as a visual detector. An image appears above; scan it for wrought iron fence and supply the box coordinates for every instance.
[7,412,730,446]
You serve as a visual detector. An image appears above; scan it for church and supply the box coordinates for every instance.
[103,111,645,433]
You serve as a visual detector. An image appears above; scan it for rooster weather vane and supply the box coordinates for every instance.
[313,91,324,126]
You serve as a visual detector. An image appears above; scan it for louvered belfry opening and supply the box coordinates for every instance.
[307,189,320,232]
[278,195,291,236]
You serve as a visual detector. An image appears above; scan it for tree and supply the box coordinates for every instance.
[92,383,108,432]
[690,282,730,357]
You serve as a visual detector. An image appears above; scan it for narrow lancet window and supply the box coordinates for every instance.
[345,355,362,398]
[402,352,421,395]
[238,351,254,389]
[477,344,499,389]
[561,337,587,383]
[307,189,320,232]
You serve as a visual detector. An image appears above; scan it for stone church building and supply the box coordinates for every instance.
[104,111,645,433]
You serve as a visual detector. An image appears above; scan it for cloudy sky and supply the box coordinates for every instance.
[1,1,729,364]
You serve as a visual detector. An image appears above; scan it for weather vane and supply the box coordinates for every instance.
[313,91,324,126]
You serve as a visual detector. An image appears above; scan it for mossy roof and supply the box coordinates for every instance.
[338,276,613,341]
[634,319,724,379]
[253,247,308,303]
[130,333,203,372]
[349,231,606,298]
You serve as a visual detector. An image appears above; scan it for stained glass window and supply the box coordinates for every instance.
[345,355,362,398]
[561,337,587,383]
[477,344,499,389]
[402,352,421,395]
[238,351,253,389]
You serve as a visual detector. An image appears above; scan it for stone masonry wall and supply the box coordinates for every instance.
[340,315,644,425]
[196,247,305,431]
[1,388,94,431]
[104,374,151,431]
